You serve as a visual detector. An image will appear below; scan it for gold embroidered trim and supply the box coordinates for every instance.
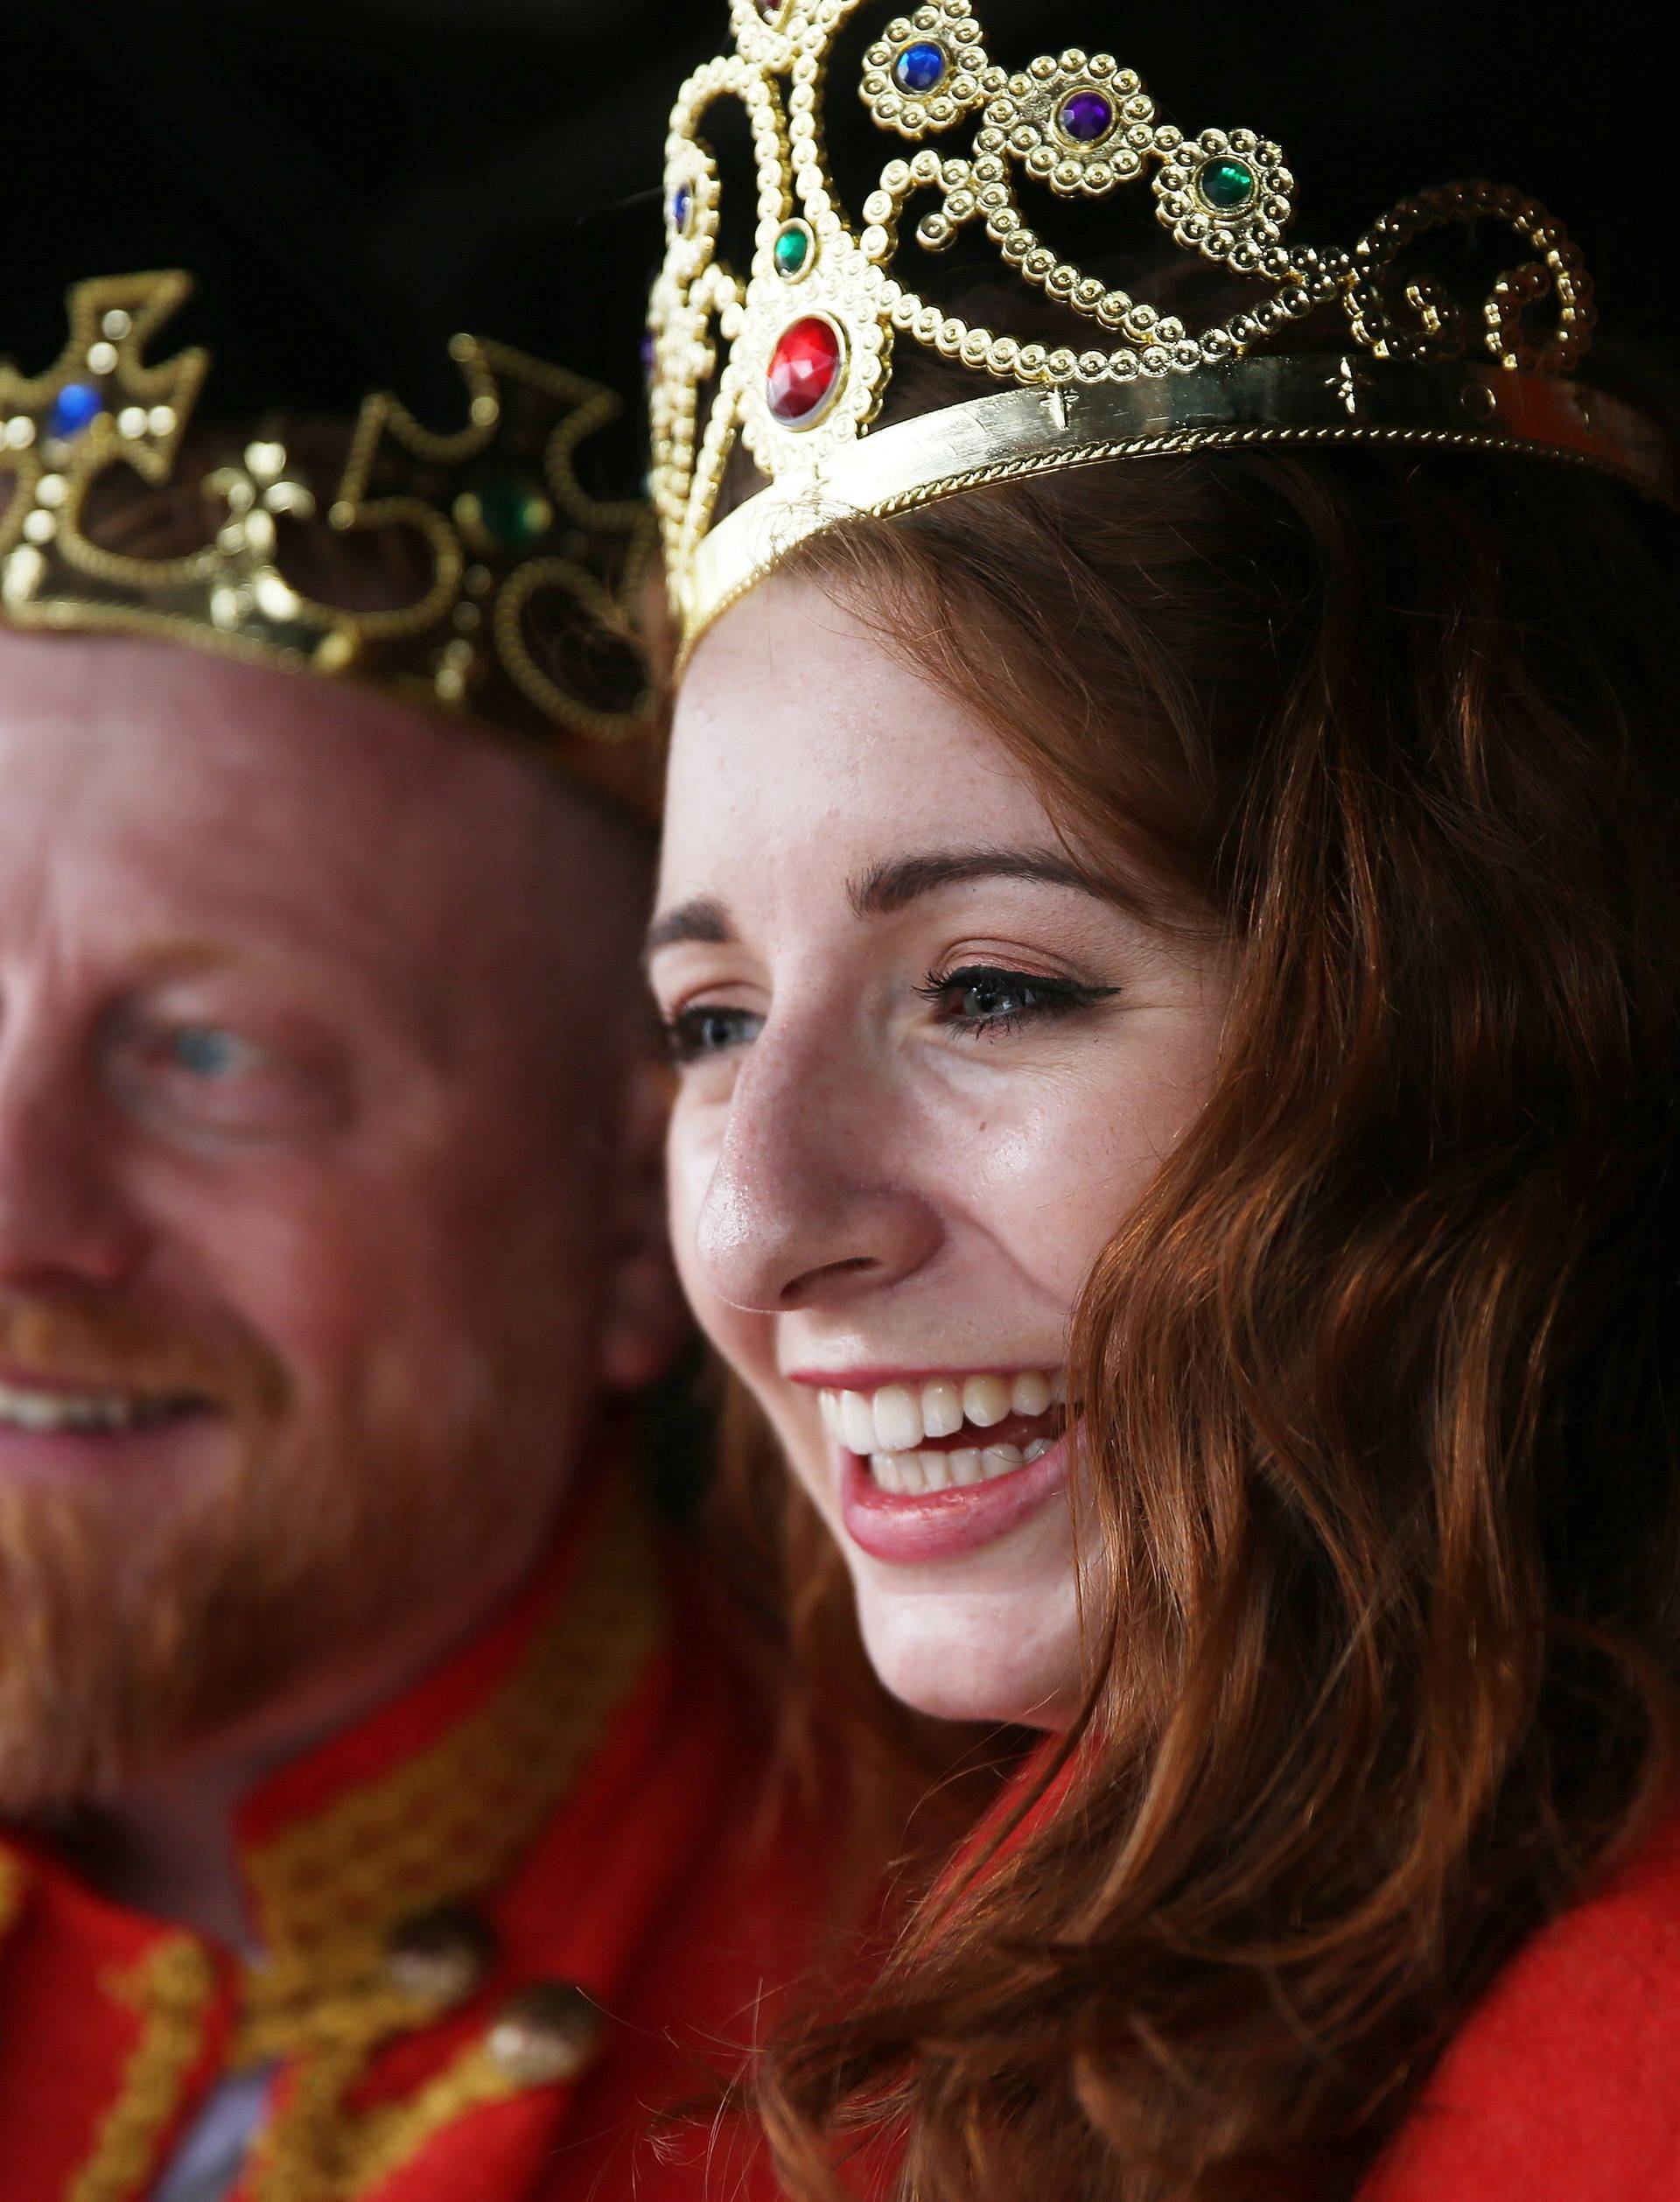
[346,2044,522,2190]
[241,1998,416,2202]
[66,1936,219,2202]
[236,1470,666,2199]
[0,1848,26,1942]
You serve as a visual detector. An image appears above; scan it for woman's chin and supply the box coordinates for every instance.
[853,1575,1082,1730]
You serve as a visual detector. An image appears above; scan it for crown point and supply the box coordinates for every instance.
[766,315,847,428]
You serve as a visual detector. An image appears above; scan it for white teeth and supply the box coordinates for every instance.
[1011,1371,1052,1417]
[872,1383,921,1453]
[1049,1371,1068,1405]
[821,1369,1066,1480]
[920,1378,963,1440]
[0,1380,176,1434]
[839,1390,876,1455]
[864,1441,1044,1495]
[961,1373,1012,1428]
[897,1451,928,1496]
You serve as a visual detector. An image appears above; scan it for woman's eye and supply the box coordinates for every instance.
[918,964,1116,1038]
[665,1002,765,1064]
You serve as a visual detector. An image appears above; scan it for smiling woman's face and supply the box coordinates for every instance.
[654,576,1232,1727]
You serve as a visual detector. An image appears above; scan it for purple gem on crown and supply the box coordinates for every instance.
[1058,89,1114,144]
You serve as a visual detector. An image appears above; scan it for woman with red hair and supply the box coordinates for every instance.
[644,10,1680,2190]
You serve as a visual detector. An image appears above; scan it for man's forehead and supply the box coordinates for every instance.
[0,630,544,961]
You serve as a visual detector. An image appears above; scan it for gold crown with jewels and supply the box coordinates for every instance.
[1,270,659,812]
[648,0,1676,657]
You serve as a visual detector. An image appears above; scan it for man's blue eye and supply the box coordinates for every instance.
[169,1025,252,1079]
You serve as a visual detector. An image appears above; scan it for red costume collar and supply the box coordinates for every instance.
[0,1441,793,2201]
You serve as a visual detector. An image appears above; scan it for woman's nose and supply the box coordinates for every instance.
[692,1020,942,1315]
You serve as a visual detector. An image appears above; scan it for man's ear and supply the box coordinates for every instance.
[598,1052,691,1392]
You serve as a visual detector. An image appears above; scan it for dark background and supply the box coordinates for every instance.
[4,0,1667,487]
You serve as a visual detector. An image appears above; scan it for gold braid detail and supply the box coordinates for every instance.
[240,1992,425,2202]
[66,1937,219,2202]
[236,1474,666,2200]
[342,2044,522,2190]
[0,1848,26,1941]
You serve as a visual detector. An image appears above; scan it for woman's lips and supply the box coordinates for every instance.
[839,1426,1071,1564]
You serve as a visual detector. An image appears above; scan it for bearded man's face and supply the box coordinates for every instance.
[0,631,666,1816]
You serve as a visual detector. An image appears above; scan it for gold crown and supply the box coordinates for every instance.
[649,0,1675,656]
[1,271,659,812]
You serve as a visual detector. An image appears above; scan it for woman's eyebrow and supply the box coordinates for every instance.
[848,848,1096,919]
[644,852,1096,961]
[644,895,735,959]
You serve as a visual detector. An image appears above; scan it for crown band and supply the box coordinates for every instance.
[684,358,1674,655]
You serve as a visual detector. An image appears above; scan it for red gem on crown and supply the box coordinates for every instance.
[766,315,845,428]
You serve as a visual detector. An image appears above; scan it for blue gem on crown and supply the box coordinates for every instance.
[892,40,947,94]
[48,382,104,440]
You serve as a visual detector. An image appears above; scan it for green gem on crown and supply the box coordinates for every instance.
[458,472,553,550]
[1195,156,1257,213]
[774,221,815,279]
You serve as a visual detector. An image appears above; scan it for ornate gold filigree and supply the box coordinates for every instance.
[2,274,656,800]
[647,0,1656,656]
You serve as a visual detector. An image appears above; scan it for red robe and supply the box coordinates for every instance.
[955,1750,1680,2202]
[1359,1807,1680,2200]
[0,1462,819,2200]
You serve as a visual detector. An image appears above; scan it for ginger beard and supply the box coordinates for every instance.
[0,630,665,1826]
[0,1266,569,1819]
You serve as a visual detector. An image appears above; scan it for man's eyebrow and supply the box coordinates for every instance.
[644,895,735,958]
[848,848,1098,920]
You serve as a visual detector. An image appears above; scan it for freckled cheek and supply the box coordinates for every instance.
[952,1083,1184,1305]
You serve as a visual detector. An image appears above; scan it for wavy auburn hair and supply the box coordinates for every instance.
[705,333,1680,2199]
